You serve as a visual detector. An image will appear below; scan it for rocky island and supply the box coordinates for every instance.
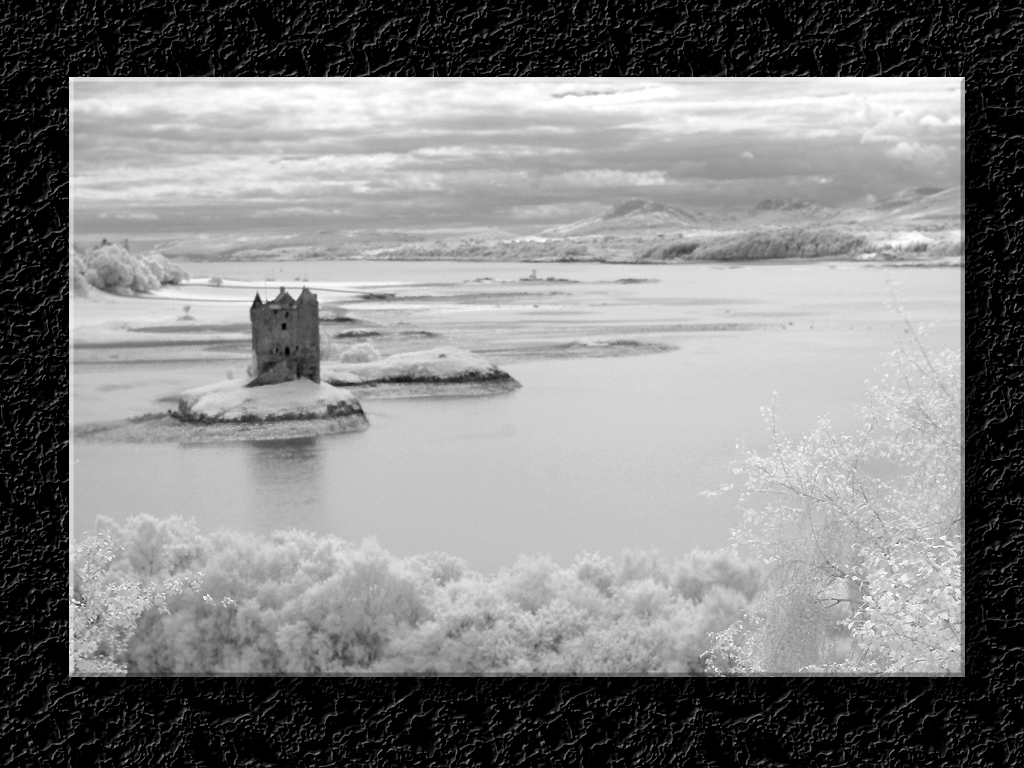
[73,284,520,443]
[322,347,520,392]
[174,377,367,425]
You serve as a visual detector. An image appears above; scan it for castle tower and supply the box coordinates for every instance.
[248,287,320,386]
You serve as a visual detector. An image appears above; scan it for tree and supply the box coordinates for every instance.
[95,514,207,581]
[76,242,188,294]
[105,521,760,675]
[706,332,962,675]
[71,534,195,675]
[275,555,428,673]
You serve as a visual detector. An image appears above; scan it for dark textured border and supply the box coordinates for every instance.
[1,2,1010,765]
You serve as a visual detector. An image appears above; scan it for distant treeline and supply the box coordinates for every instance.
[369,228,960,264]
[372,239,595,262]
[642,228,871,262]
[73,516,762,675]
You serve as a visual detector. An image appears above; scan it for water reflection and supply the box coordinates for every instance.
[243,437,326,532]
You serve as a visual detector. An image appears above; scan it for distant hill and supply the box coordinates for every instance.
[870,187,961,224]
[147,226,521,261]
[539,199,699,236]
[869,187,951,212]
[749,198,838,224]
[743,187,961,230]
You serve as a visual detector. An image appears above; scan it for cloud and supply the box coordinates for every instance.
[97,211,160,220]
[507,202,605,221]
[248,206,338,218]
[551,88,629,99]
[71,78,962,235]
[543,170,668,188]
[885,141,948,168]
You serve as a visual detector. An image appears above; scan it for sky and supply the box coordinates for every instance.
[72,78,962,240]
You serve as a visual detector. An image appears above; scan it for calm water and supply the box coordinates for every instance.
[73,260,962,573]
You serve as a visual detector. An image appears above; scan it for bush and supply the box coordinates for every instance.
[338,342,381,363]
[75,241,189,294]
[319,335,338,362]
[672,549,761,603]
[73,270,91,297]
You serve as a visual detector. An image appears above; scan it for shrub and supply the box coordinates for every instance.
[319,335,338,362]
[672,549,761,603]
[339,342,381,363]
[73,271,91,297]
[77,242,189,294]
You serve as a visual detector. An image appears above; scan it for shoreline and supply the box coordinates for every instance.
[72,259,961,432]
[74,412,371,444]
[166,254,964,267]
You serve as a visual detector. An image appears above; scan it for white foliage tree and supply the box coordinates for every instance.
[75,242,188,294]
[71,533,197,675]
[706,329,962,675]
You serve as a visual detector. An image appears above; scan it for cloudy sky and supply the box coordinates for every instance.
[72,78,962,239]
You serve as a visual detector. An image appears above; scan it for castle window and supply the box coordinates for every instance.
[285,346,290,356]
[281,323,287,330]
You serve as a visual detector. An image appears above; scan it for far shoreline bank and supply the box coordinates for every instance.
[165,254,963,267]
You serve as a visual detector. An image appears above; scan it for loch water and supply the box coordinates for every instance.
[72,260,962,573]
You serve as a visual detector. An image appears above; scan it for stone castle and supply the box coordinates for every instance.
[248,287,320,386]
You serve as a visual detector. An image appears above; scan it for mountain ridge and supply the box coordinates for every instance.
[538,198,700,237]
[82,187,962,261]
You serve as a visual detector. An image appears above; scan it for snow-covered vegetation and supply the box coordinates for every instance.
[72,242,189,295]
[705,331,962,675]
[71,517,761,675]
